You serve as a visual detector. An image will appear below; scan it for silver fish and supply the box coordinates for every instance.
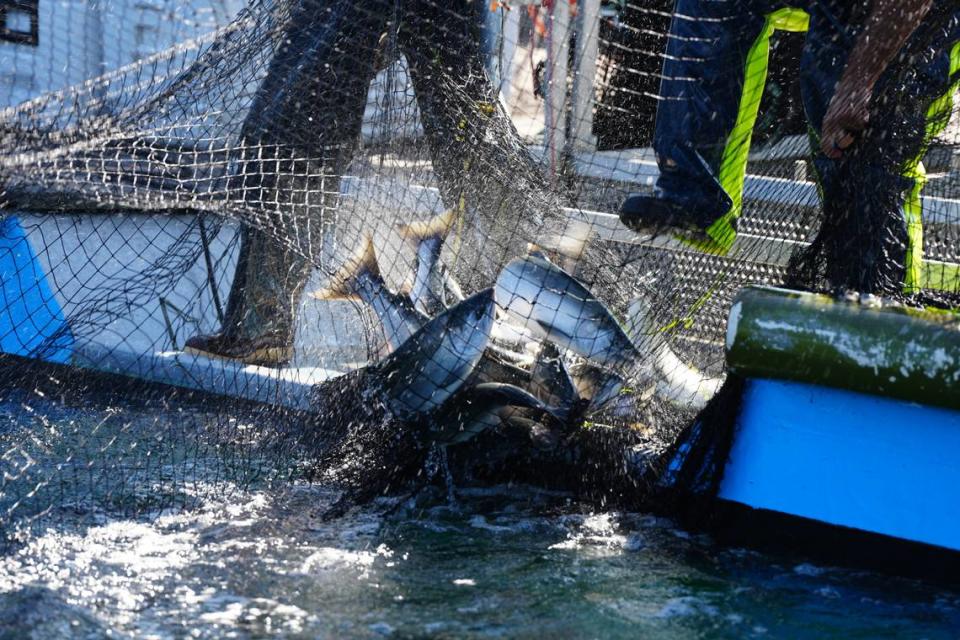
[494,254,639,371]
[471,345,533,387]
[529,342,580,421]
[398,209,465,317]
[532,217,592,274]
[489,312,540,356]
[625,296,723,410]
[431,382,557,446]
[377,288,496,419]
[569,362,626,415]
[311,235,428,352]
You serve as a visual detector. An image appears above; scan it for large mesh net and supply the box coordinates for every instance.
[0,0,957,536]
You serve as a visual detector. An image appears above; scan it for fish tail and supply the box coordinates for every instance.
[526,243,550,261]
[397,208,457,245]
[309,235,381,301]
[396,277,414,297]
[530,342,580,422]
[540,219,592,271]
[627,296,721,409]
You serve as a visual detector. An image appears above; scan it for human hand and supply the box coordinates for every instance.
[820,81,873,159]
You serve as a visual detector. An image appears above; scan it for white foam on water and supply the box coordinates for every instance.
[299,547,378,573]
[468,514,518,533]
[0,483,380,637]
[793,562,827,577]
[548,512,632,551]
[0,515,202,626]
[655,596,720,619]
[368,621,395,636]
[601,594,720,623]
[298,543,393,577]
[198,595,314,634]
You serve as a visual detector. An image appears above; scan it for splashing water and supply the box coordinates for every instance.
[1,396,960,639]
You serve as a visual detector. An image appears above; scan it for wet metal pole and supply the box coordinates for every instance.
[544,0,570,185]
[571,0,599,153]
[485,3,521,115]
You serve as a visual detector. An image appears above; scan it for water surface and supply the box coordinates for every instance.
[0,390,958,639]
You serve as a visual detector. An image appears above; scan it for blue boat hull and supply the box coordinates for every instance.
[720,378,960,554]
[0,213,348,410]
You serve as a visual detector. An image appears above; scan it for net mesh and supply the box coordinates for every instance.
[0,0,957,536]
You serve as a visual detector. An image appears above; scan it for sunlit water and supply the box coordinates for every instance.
[1,392,959,639]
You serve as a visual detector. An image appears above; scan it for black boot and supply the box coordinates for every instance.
[619,192,731,240]
[183,330,293,367]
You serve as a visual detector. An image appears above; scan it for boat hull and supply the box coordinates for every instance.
[720,378,960,554]
[0,212,355,409]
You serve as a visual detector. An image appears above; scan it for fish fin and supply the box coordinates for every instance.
[530,219,592,272]
[526,243,550,261]
[530,342,579,420]
[440,264,465,304]
[543,219,591,260]
[570,363,625,414]
[397,277,414,297]
[397,208,457,245]
[309,235,381,301]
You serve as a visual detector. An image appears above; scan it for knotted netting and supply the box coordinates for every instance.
[0,0,957,536]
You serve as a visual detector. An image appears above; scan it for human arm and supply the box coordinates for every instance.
[820,0,934,159]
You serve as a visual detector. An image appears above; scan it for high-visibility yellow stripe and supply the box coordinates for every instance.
[902,161,926,292]
[663,9,809,334]
[910,41,960,293]
[921,259,960,292]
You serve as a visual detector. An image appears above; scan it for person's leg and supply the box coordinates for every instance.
[908,35,960,295]
[186,0,388,365]
[398,0,570,282]
[620,0,809,254]
[794,3,959,295]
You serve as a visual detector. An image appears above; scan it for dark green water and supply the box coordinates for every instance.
[3,483,960,639]
[1,391,959,639]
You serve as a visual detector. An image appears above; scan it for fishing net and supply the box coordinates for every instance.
[0,0,957,538]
